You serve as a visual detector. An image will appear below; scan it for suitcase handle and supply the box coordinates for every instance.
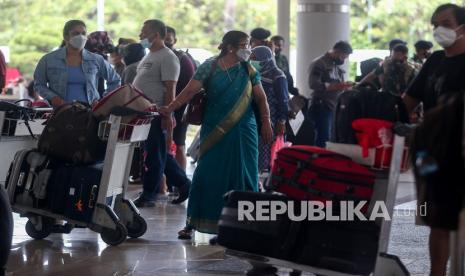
[88,185,98,209]
[282,148,352,161]
[319,257,358,273]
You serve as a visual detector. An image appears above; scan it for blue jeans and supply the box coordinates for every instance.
[141,118,190,201]
[307,101,334,148]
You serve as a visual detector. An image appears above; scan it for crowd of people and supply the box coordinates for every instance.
[0,3,464,276]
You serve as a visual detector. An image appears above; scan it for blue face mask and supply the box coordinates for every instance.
[140,38,152,49]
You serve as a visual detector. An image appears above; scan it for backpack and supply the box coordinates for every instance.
[184,49,199,69]
[38,102,106,165]
[173,49,198,70]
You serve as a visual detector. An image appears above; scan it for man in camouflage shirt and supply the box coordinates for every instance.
[361,44,417,96]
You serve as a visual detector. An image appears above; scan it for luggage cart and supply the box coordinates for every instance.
[0,107,52,185]
[9,112,156,246]
[225,132,410,275]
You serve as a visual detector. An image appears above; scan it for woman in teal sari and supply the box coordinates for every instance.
[160,31,273,239]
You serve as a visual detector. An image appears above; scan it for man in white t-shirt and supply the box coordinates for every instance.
[132,19,191,207]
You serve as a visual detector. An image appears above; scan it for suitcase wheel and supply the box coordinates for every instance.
[25,219,51,240]
[126,214,147,239]
[100,222,127,246]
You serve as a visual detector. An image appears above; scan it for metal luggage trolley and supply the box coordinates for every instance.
[225,131,411,276]
[0,106,52,184]
[11,112,156,246]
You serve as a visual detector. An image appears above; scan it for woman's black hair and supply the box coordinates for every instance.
[123,43,146,66]
[218,30,249,58]
[63,20,86,38]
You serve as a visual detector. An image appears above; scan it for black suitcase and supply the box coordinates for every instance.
[332,90,362,144]
[5,149,54,207]
[332,87,409,144]
[217,191,301,261]
[293,220,380,275]
[62,164,103,223]
[47,164,72,214]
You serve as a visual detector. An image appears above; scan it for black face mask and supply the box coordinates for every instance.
[165,43,173,49]
[334,58,344,66]
[275,48,282,56]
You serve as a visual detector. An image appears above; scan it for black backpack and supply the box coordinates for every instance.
[332,85,410,144]
[38,102,106,165]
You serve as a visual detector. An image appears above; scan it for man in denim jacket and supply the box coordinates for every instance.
[34,20,120,107]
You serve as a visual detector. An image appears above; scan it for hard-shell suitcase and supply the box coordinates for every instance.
[294,220,380,275]
[270,146,375,213]
[60,164,103,223]
[46,164,72,214]
[218,191,300,261]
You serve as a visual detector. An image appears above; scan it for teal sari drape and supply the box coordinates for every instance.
[186,60,259,234]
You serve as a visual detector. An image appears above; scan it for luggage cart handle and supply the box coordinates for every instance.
[393,122,415,137]
[109,106,158,118]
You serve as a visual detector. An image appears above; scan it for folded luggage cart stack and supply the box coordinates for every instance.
[0,107,52,184]
[222,131,411,276]
[7,112,156,246]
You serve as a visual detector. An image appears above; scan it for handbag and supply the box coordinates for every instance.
[183,90,206,125]
[270,135,291,169]
[92,83,154,124]
[183,59,218,125]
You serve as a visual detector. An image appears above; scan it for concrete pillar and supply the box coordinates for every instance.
[277,0,291,59]
[97,0,105,31]
[296,0,351,99]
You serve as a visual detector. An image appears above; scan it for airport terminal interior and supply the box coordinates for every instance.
[1,0,465,276]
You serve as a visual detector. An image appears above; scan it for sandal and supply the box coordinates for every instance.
[178,227,193,240]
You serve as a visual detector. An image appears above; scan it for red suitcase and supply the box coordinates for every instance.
[270,146,376,213]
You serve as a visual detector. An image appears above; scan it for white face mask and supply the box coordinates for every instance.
[140,38,152,49]
[236,48,252,61]
[69,34,87,50]
[433,25,464,48]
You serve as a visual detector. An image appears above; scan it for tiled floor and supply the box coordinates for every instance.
[4,169,439,276]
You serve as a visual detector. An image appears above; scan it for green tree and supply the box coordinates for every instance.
[0,0,460,79]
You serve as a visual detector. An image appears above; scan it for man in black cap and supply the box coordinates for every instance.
[389,38,407,53]
[250,27,271,48]
[411,40,434,67]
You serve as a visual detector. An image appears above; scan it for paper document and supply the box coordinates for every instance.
[289,111,304,135]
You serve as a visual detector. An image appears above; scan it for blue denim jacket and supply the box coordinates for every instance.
[34,47,121,104]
